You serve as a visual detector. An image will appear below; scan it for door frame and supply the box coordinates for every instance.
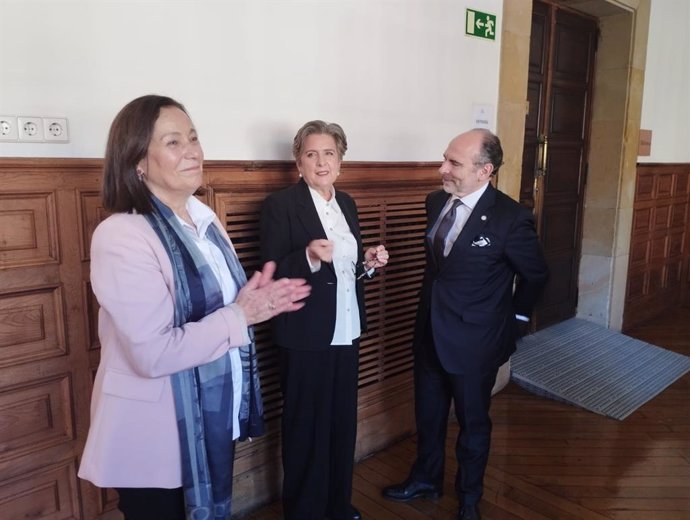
[496,0,651,330]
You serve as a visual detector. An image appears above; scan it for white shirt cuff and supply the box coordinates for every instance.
[306,248,321,273]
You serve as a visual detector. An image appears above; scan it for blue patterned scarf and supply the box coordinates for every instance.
[144,195,264,519]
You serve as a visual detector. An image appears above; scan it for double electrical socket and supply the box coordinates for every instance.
[0,115,69,142]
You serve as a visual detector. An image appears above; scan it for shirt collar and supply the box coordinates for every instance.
[456,182,490,211]
[308,185,340,214]
[177,196,216,236]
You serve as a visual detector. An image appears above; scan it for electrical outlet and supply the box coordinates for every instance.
[43,117,69,142]
[18,117,44,142]
[0,115,18,141]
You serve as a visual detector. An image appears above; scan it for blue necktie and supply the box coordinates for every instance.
[433,199,461,263]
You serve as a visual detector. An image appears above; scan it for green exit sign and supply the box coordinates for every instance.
[466,8,497,41]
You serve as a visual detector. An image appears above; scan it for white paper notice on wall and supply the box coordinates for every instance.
[472,104,494,130]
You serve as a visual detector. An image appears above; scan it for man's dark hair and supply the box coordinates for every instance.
[475,128,504,176]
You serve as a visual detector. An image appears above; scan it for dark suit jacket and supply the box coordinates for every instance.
[415,184,549,375]
[259,179,367,350]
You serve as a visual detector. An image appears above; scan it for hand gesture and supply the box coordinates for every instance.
[235,261,311,325]
[306,239,334,264]
[364,244,389,270]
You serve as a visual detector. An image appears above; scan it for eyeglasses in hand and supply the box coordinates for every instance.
[352,261,371,280]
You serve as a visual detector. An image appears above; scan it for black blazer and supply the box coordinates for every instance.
[259,179,367,350]
[414,184,549,374]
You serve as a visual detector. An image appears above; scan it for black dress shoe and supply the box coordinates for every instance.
[459,504,481,520]
[381,479,442,502]
[350,506,361,520]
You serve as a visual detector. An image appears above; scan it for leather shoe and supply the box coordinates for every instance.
[382,479,442,502]
[350,507,361,520]
[459,504,481,520]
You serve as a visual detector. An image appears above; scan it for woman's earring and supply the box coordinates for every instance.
[298,171,303,177]
[136,169,145,181]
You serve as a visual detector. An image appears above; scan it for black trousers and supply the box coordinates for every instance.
[280,341,359,520]
[115,487,185,520]
[411,326,499,506]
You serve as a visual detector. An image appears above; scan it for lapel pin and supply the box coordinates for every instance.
[480,215,487,221]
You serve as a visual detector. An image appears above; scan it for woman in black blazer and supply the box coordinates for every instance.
[260,120,388,520]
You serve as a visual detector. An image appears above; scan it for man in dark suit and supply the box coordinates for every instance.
[382,129,548,520]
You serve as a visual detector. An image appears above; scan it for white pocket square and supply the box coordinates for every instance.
[471,235,492,247]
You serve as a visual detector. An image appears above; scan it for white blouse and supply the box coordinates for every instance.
[177,196,243,439]
[307,187,361,345]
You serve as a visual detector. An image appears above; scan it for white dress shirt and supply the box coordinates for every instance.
[177,196,243,439]
[306,187,360,345]
[437,182,489,257]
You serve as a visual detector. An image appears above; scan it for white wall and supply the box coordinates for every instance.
[0,0,503,161]
[639,0,690,163]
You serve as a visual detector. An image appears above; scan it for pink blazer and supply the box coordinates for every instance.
[78,212,249,488]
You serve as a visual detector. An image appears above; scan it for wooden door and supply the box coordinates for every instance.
[521,0,597,329]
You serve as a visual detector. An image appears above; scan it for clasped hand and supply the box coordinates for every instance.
[235,261,311,325]
[363,244,389,270]
[307,240,389,272]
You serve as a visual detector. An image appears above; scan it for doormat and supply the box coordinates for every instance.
[510,318,690,420]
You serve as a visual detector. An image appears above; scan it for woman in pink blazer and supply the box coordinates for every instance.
[78,95,310,520]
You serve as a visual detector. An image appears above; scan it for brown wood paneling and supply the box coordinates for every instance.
[0,193,59,268]
[0,459,81,520]
[0,287,67,368]
[0,376,73,460]
[623,163,690,329]
[78,191,108,262]
[0,159,102,520]
[0,157,438,519]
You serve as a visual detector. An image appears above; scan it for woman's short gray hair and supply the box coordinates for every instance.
[293,120,348,160]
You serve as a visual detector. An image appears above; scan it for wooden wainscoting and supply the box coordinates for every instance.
[623,163,690,330]
[0,158,439,519]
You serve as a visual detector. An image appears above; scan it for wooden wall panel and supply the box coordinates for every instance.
[0,376,73,460]
[0,158,438,519]
[623,163,690,330]
[0,287,67,367]
[0,193,58,268]
[0,459,81,520]
[0,160,102,520]
[78,191,108,262]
